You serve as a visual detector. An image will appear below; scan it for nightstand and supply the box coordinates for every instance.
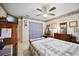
[43,35,53,38]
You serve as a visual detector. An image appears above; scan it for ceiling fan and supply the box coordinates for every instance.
[36,5,56,17]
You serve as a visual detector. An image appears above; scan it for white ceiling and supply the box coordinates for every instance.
[2,3,79,21]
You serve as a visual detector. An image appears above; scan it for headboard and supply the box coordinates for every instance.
[54,33,72,42]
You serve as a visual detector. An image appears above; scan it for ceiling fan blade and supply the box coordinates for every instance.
[49,7,56,12]
[37,8,42,12]
[49,13,55,16]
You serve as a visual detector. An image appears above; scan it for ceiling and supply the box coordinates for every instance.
[1,3,79,21]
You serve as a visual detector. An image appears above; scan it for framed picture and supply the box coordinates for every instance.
[74,27,79,32]
[69,21,78,27]
[24,20,27,28]
[60,22,67,34]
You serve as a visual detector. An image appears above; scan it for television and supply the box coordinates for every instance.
[6,15,18,24]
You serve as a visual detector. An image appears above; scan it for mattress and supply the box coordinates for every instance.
[31,38,79,56]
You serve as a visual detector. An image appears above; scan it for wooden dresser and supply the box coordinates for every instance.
[54,33,72,42]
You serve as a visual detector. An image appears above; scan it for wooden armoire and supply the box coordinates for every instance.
[0,22,17,56]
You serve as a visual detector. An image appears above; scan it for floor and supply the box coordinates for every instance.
[23,48,32,56]
[0,45,12,56]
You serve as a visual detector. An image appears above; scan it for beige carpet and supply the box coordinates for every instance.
[23,49,33,56]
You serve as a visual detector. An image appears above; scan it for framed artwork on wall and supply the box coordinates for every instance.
[24,20,27,28]
[60,22,67,34]
[74,27,79,32]
[69,21,78,27]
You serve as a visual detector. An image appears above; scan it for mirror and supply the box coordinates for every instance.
[60,22,67,34]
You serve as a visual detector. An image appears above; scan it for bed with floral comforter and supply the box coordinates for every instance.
[30,38,79,56]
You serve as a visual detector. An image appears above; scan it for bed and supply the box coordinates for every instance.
[30,37,79,56]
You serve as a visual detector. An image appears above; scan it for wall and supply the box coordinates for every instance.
[17,18,30,55]
[17,18,45,55]
[22,18,29,54]
[17,18,23,56]
[46,13,79,42]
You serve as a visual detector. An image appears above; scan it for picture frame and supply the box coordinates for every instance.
[69,21,78,27]
[74,27,79,32]
[60,22,67,34]
[24,20,27,27]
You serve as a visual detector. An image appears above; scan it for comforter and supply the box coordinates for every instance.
[31,38,79,56]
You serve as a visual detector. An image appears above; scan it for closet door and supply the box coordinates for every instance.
[29,21,43,39]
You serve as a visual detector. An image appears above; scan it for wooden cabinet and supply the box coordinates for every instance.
[54,33,72,42]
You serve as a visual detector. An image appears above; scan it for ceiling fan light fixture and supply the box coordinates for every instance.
[43,14,48,17]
